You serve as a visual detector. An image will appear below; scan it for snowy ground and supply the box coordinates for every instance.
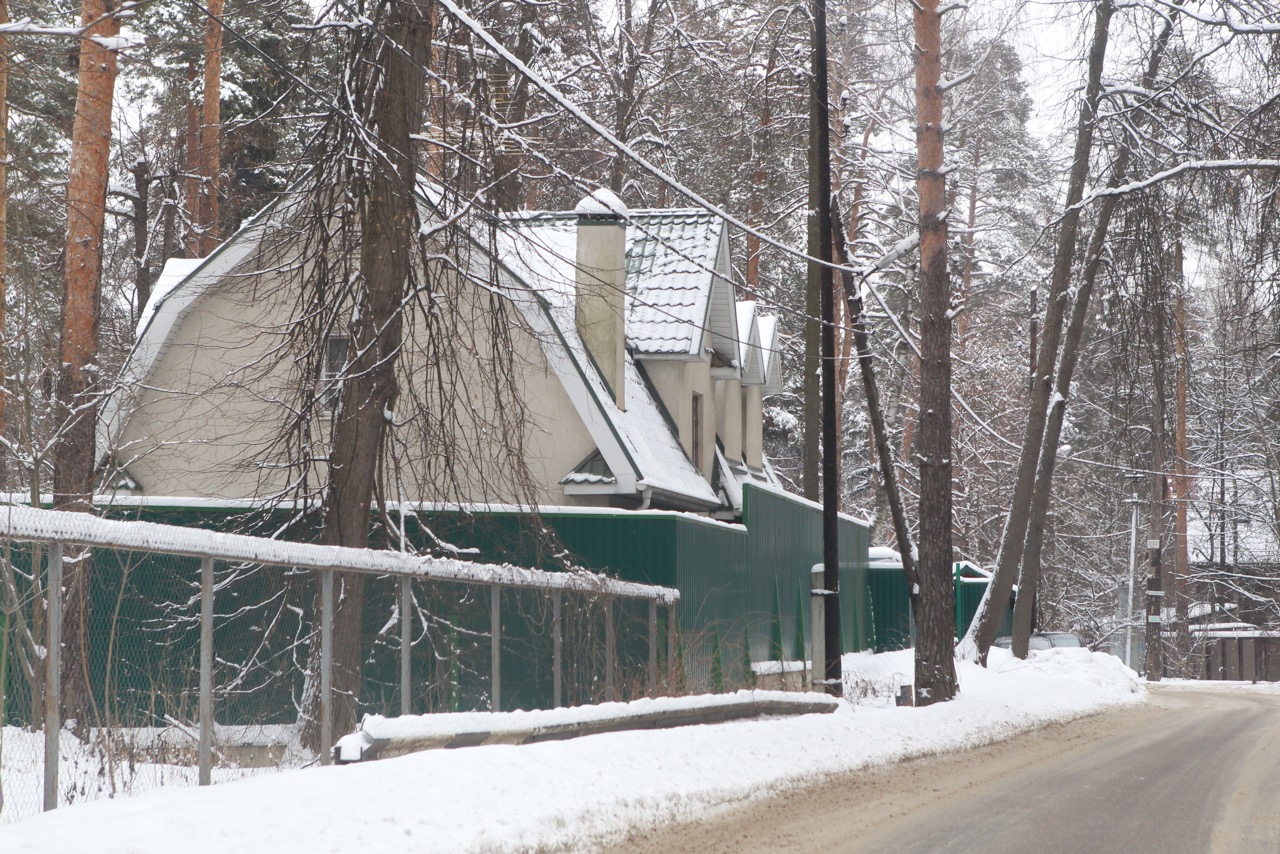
[0,647,1143,852]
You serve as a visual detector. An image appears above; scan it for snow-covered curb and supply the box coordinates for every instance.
[0,647,1144,853]
[339,690,838,759]
[1155,678,1280,694]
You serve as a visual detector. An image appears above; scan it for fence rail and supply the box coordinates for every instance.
[0,505,679,823]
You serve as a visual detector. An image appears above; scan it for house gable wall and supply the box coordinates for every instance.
[116,264,599,506]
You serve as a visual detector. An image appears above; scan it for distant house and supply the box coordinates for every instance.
[1185,469,1280,630]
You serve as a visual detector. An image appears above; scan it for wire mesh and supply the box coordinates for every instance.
[0,536,674,826]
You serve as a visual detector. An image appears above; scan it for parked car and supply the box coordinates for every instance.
[992,632,1083,651]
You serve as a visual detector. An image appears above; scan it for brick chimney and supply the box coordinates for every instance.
[574,189,628,410]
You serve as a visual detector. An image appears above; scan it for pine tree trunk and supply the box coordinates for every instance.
[911,0,957,705]
[300,1,432,752]
[130,161,150,322]
[198,0,225,254]
[55,0,122,728]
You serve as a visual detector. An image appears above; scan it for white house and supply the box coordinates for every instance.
[98,187,785,519]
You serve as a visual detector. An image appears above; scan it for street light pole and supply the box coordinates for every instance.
[1126,494,1139,670]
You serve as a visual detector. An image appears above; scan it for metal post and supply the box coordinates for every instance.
[490,585,501,712]
[399,576,412,716]
[1126,495,1139,670]
[199,557,214,786]
[810,564,825,693]
[667,604,678,693]
[320,568,334,765]
[604,597,615,702]
[43,542,62,812]
[552,590,563,708]
[647,600,658,697]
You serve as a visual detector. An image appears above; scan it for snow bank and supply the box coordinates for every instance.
[0,647,1143,853]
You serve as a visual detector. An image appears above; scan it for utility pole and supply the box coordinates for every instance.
[811,0,841,694]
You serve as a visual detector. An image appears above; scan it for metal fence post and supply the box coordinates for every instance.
[199,557,214,786]
[604,597,615,702]
[320,568,334,764]
[399,576,412,716]
[811,564,825,693]
[490,585,501,712]
[647,600,657,697]
[43,542,62,812]
[667,604,677,693]
[552,590,562,708]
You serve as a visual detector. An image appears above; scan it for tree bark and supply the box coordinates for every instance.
[300,0,432,751]
[197,0,226,254]
[969,0,1113,661]
[130,160,151,323]
[184,60,201,256]
[911,0,957,704]
[55,0,122,728]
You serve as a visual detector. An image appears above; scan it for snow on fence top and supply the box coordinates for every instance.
[0,505,679,605]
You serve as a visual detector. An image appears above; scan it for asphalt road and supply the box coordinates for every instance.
[612,687,1280,854]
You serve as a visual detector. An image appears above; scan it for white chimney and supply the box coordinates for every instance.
[574,188,628,410]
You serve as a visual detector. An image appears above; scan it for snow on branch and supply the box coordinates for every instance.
[1076,159,1280,208]
[0,18,82,36]
[938,69,974,93]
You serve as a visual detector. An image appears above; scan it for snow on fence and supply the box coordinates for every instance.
[0,505,679,825]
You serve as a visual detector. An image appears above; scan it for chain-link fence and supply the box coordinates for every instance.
[0,506,678,825]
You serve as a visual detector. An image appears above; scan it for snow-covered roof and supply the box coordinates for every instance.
[501,208,744,362]
[757,314,783,395]
[715,445,781,515]
[736,302,765,386]
[868,546,902,569]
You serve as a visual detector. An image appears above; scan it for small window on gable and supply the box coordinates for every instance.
[322,334,349,410]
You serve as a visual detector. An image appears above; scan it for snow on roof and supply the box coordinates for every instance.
[137,257,205,339]
[617,355,720,506]
[736,301,765,385]
[715,446,781,515]
[757,314,783,395]
[501,208,741,360]
[574,187,629,217]
[868,546,902,566]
